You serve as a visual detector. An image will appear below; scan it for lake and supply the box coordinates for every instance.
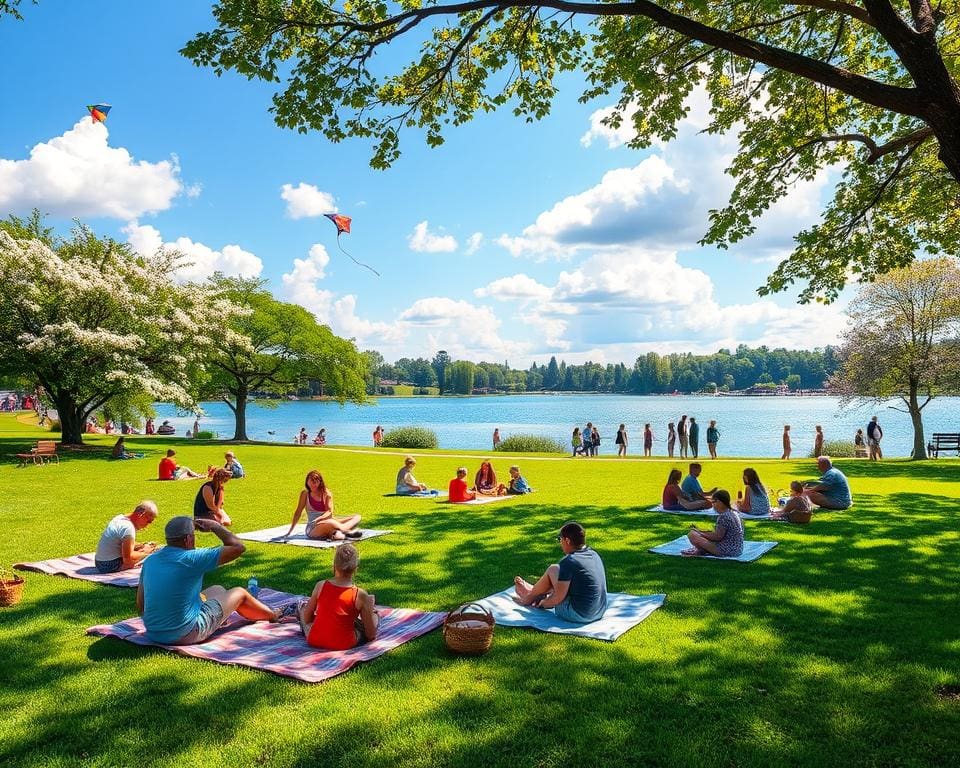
[152,394,960,458]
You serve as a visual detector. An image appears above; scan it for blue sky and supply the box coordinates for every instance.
[1,1,850,366]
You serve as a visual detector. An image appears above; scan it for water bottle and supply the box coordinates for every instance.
[247,576,259,597]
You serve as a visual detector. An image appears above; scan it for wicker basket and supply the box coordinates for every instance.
[787,509,812,524]
[443,602,495,656]
[0,575,24,607]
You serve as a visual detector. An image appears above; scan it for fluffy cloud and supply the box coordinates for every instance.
[281,182,337,219]
[407,220,458,253]
[474,273,552,301]
[399,297,528,359]
[123,222,263,283]
[465,232,484,255]
[0,119,182,219]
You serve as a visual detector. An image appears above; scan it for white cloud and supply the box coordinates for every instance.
[281,182,337,219]
[407,220,458,253]
[0,119,182,219]
[474,274,552,301]
[399,297,528,359]
[185,182,203,199]
[123,222,263,282]
[465,232,484,255]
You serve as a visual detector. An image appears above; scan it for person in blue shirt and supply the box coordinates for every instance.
[137,517,297,645]
[513,521,606,624]
[680,463,717,502]
[802,456,853,510]
[506,465,532,494]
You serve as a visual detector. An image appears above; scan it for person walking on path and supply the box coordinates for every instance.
[591,426,601,457]
[867,416,883,460]
[667,422,676,458]
[493,428,501,451]
[781,425,792,460]
[615,424,627,457]
[581,422,593,458]
[571,427,582,457]
[689,417,700,459]
[814,425,824,458]
[706,420,720,459]
[643,424,653,457]
[678,416,689,458]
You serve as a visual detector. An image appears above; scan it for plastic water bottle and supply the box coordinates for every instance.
[247,577,259,597]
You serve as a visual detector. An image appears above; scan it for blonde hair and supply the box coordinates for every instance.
[334,543,359,574]
[404,456,416,466]
[456,467,468,476]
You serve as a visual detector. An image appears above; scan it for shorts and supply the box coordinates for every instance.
[172,598,226,645]
[95,557,123,573]
[555,598,605,625]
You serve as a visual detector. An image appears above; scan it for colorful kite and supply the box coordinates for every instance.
[87,104,112,123]
[324,213,380,276]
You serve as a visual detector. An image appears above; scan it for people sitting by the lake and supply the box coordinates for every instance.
[782,424,792,459]
[313,428,326,446]
[681,463,717,503]
[802,456,852,510]
[193,469,233,526]
[667,422,676,458]
[683,490,744,558]
[493,428,501,450]
[814,425,824,457]
[298,427,308,445]
[138,516,296,645]
[474,460,506,496]
[86,417,104,434]
[110,436,143,460]
[771,481,813,521]
[591,426,601,456]
[688,417,700,458]
[297,542,379,650]
[643,423,653,457]
[145,417,155,435]
[616,423,627,457]
[94,500,159,573]
[854,428,868,458]
[582,422,593,457]
[507,465,532,494]
[735,467,770,516]
[663,469,712,511]
[513,521,607,624]
[678,415,689,458]
[396,456,430,494]
[449,467,476,502]
[283,470,362,540]
[571,427,582,457]
[104,419,115,435]
[156,420,175,435]
[208,451,244,479]
[158,449,203,480]
[706,420,720,459]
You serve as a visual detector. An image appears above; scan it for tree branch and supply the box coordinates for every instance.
[797,126,934,163]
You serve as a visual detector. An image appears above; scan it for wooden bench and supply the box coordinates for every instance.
[15,440,59,466]
[929,433,960,458]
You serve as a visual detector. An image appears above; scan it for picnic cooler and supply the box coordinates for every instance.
[443,602,495,655]
[0,574,24,607]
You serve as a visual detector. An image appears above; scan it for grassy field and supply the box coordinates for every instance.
[1,412,958,767]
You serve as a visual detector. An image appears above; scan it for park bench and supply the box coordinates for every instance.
[929,433,960,458]
[15,440,59,466]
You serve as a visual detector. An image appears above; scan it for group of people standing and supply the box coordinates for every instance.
[570,416,722,459]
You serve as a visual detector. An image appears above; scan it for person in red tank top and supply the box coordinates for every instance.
[298,543,380,650]
[448,467,475,502]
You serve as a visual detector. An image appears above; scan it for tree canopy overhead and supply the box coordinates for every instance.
[184,1,960,302]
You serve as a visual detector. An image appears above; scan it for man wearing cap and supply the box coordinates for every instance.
[94,501,159,573]
[137,517,297,644]
[512,521,607,624]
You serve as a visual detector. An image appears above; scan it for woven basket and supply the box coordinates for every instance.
[0,576,24,607]
[787,509,812,524]
[443,602,495,656]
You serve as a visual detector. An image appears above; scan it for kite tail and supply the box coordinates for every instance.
[337,234,380,277]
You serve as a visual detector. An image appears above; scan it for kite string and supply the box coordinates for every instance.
[338,233,380,277]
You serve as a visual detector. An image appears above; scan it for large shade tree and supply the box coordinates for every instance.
[830,257,960,459]
[205,276,369,441]
[0,219,229,445]
[184,1,960,301]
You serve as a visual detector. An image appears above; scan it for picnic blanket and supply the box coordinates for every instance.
[236,525,393,548]
[87,588,445,683]
[383,490,446,498]
[647,505,774,520]
[473,588,666,641]
[649,536,779,562]
[444,494,515,506]
[14,553,142,588]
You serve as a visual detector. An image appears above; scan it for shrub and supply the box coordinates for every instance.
[414,387,432,395]
[380,426,438,449]
[194,430,216,440]
[495,434,566,454]
[809,440,858,458]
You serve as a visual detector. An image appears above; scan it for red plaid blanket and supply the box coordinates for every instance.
[15,553,141,588]
[87,588,445,683]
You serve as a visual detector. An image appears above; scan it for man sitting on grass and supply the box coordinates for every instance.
[513,521,607,624]
[137,517,297,645]
[94,501,159,573]
[158,449,202,480]
[681,463,717,502]
[802,456,853,510]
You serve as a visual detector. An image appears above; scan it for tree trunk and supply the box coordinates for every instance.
[908,385,927,460]
[232,387,249,441]
[54,394,84,446]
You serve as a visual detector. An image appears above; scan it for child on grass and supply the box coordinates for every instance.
[298,543,379,650]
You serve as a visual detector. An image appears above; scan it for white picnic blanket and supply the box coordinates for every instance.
[647,505,774,520]
[649,535,779,562]
[236,525,393,548]
[445,494,515,505]
[472,588,666,641]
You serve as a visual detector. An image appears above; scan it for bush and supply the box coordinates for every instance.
[809,440,858,458]
[380,426,438,449]
[194,430,216,440]
[495,434,566,454]
[414,387,432,395]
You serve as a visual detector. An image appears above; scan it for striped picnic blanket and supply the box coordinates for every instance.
[87,588,445,683]
[237,525,393,548]
[15,553,142,588]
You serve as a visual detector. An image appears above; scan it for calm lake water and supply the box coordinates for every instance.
[153,394,960,458]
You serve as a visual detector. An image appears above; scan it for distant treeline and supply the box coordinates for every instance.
[362,346,840,395]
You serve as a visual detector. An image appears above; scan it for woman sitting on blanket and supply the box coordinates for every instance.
[298,543,380,650]
[284,470,362,540]
[770,481,813,521]
[473,460,506,496]
[396,456,429,494]
[662,469,712,511]
[193,469,233,526]
[449,467,476,502]
[735,467,771,516]
[684,490,744,558]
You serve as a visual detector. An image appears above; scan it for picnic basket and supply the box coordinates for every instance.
[443,602,495,655]
[0,568,24,607]
[787,509,812,524]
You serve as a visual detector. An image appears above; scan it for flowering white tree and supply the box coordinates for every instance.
[0,222,236,444]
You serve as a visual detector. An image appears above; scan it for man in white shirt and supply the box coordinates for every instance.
[94,501,159,573]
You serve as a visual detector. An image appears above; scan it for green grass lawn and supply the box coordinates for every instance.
[1,413,958,767]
